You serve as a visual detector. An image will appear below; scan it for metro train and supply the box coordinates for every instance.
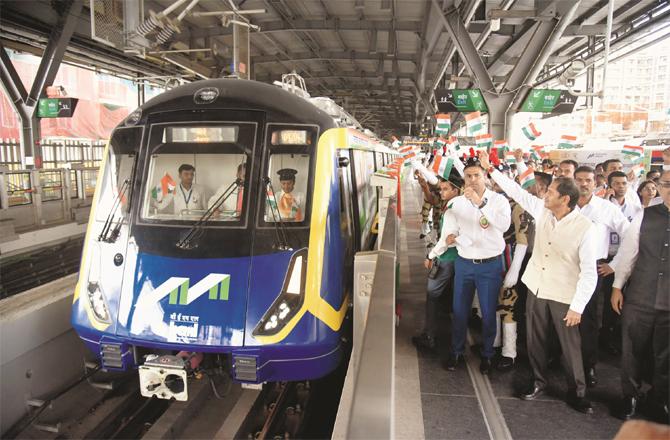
[71,78,398,400]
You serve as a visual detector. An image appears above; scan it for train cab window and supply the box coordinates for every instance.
[95,127,141,223]
[139,122,256,225]
[260,125,318,226]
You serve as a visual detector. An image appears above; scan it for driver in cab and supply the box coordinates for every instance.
[208,162,246,217]
[271,168,304,222]
[153,164,205,215]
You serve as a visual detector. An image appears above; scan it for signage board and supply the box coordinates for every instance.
[435,88,488,113]
[37,98,79,118]
[520,89,577,114]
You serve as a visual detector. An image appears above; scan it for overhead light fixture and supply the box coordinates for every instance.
[490,18,501,32]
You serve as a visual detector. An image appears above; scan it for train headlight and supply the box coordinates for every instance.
[87,281,111,324]
[253,249,308,337]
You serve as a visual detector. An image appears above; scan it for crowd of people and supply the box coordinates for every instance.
[410,144,670,422]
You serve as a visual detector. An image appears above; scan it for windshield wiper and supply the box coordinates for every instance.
[98,179,129,243]
[176,178,242,250]
[264,177,291,251]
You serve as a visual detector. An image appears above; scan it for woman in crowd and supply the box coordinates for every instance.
[637,180,658,207]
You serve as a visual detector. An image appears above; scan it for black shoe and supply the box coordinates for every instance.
[443,354,464,371]
[567,395,594,414]
[412,333,436,351]
[480,357,492,375]
[586,367,598,388]
[497,356,515,371]
[618,396,638,420]
[520,385,545,401]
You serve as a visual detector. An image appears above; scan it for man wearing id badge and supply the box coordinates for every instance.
[440,156,511,375]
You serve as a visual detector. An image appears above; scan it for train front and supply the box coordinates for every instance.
[71,80,348,401]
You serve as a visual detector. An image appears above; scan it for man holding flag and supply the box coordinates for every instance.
[440,156,511,375]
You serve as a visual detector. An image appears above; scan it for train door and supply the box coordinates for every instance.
[338,149,356,260]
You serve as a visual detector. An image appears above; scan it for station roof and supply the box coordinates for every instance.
[0,0,666,137]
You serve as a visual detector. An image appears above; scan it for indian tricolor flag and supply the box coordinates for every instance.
[519,167,536,189]
[448,136,461,152]
[521,122,542,141]
[435,137,447,150]
[431,155,455,179]
[435,113,451,135]
[557,135,577,149]
[530,145,546,161]
[631,163,645,177]
[475,134,493,151]
[466,111,483,135]
[494,139,509,154]
[151,173,176,200]
[505,152,517,164]
[622,145,644,160]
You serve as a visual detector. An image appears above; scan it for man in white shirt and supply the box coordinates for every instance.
[440,157,511,375]
[480,151,598,414]
[610,170,670,422]
[573,165,630,388]
[155,164,206,215]
[209,162,246,218]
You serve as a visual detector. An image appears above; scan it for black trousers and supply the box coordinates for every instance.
[621,303,669,405]
[580,262,607,370]
[527,293,587,397]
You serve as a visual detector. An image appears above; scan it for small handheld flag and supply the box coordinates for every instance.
[431,155,455,179]
[557,135,577,149]
[475,134,493,151]
[505,152,517,164]
[465,111,483,135]
[519,167,536,189]
[435,113,451,135]
[494,140,509,154]
[521,122,542,141]
[622,145,644,161]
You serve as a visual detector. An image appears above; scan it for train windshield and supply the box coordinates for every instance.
[139,122,256,225]
[260,125,318,227]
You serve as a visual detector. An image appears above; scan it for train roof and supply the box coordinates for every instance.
[123,78,336,129]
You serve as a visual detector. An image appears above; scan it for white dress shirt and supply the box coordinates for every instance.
[608,195,642,256]
[575,194,630,260]
[612,212,643,290]
[156,183,205,214]
[489,169,598,313]
[441,188,511,259]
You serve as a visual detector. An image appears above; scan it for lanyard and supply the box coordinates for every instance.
[180,184,192,206]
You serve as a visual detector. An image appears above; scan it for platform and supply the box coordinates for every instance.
[394,178,638,439]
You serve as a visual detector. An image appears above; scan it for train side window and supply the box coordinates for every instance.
[95,127,142,222]
[260,124,318,226]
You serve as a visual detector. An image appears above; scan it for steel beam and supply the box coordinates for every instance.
[503,0,582,138]
[252,51,419,64]
[433,0,495,92]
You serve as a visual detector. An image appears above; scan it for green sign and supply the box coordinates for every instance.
[37,98,79,118]
[435,88,488,113]
[520,89,577,114]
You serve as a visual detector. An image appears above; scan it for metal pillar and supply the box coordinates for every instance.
[586,36,595,109]
[0,0,82,168]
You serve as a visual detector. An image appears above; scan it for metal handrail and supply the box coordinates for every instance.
[346,196,398,439]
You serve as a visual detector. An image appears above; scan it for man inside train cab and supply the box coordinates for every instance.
[208,162,246,217]
[154,164,205,215]
[274,168,304,222]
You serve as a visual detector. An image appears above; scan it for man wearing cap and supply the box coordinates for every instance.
[273,168,304,222]
[440,156,511,375]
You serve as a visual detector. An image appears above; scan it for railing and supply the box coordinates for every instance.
[333,195,398,439]
[0,167,99,231]
[0,138,105,170]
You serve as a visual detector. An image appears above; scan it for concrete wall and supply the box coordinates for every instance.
[0,274,89,435]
